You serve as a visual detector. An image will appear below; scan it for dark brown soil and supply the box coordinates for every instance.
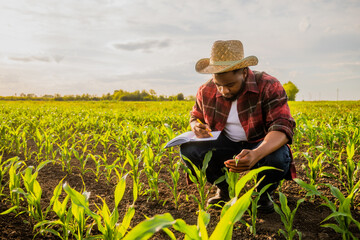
[0,144,359,240]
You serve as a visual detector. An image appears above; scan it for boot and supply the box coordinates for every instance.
[258,192,274,214]
[207,186,230,206]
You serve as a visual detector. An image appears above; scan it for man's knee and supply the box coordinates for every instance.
[263,145,291,170]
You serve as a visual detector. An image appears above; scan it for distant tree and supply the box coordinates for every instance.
[176,93,184,101]
[283,81,299,101]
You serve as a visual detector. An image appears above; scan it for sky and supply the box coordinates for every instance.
[0,0,359,101]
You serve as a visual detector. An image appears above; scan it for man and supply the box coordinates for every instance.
[180,40,296,213]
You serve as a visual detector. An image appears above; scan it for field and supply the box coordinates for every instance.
[0,100,359,239]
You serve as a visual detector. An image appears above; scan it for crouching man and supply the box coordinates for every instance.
[180,40,296,213]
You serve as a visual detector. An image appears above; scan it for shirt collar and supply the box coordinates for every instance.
[215,69,259,98]
[244,69,259,94]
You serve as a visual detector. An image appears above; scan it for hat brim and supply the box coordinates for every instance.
[195,56,258,74]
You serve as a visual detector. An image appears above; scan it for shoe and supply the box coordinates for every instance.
[258,194,274,214]
[207,187,230,206]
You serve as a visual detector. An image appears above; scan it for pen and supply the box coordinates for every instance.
[196,119,213,137]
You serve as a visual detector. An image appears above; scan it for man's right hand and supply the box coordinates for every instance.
[190,119,212,138]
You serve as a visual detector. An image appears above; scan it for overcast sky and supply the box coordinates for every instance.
[1,0,359,100]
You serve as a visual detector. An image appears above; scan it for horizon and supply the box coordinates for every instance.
[1,0,359,101]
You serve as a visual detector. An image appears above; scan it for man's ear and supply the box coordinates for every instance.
[243,68,248,79]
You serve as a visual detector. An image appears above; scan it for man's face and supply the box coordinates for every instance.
[213,69,247,100]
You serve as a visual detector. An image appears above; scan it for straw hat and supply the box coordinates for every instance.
[195,40,258,74]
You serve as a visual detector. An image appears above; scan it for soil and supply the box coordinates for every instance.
[0,143,359,240]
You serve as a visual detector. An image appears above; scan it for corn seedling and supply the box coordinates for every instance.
[240,182,272,236]
[99,130,113,155]
[92,174,135,239]
[63,183,94,240]
[88,154,102,182]
[58,140,75,174]
[34,178,73,240]
[0,156,19,198]
[72,145,92,175]
[142,145,162,200]
[8,159,26,207]
[270,192,304,240]
[224,166,239,199]
[295,178,360,240]
[14,161,52,223]
[126,149,143,203]
[160,161,183,209]
[181,151,214,211]
[302,151,325,186]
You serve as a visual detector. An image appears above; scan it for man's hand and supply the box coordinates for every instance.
[190,119,212,138]
[224,149,260,173]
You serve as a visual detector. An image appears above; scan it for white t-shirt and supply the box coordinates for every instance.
[223,100,247,142]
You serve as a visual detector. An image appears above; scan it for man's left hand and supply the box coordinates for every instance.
[224,149,260,173]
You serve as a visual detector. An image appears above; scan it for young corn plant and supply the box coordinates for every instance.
[9,123,26,156]
[181,151,214,211]
[270,192,304,240]
[14,161,52,222]
[224,166,239,199]
[160,161,183,209]
[58,140,75,174]
[295,178,360,240]
[240,182,272,236]
[302,151,325,186]
[99,130,113,155]
[326,143,360,206]
[63,183,93,240]
[97,154,117,184]
[8,159,26,208]
[342,142,359,196]
[34,178,73,240]
[0,156,19,198]
[20,129,33,161]
[142,145,162,201]
[126,149,143,203]
[92,174,135,239]
[72,144,92,175]
[88,154,102,182]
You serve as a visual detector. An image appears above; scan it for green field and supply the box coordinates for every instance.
[0,100,359,239]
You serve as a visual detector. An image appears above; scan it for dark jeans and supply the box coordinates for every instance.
[180,133,291,193]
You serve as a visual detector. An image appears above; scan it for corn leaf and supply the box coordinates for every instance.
[123,213,176,240]
[210,186,255,240]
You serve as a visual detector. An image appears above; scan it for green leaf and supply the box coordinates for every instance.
[320,223,345,234]
[118,206,135,237]
[235,166,277,197]
[202,151,213,173]
[198,210,210,240]
[172,219,200,240]
[294,178,321,197]
[162,227,177,240]
[210,187,255,240]
[115,173,128,208]
[123,213,176,240]
[0,206,18,215]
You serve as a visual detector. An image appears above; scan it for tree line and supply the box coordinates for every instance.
[0,82,299,101]
[0,89,190,101]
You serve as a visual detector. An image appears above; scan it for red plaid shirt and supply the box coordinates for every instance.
[190,69,296,144]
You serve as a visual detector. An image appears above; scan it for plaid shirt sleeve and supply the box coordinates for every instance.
[261,76,296,144]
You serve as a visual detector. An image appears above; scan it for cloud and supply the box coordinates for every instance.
[8,56,33,62]
[7,54,64,63]
[111,39,171,52]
